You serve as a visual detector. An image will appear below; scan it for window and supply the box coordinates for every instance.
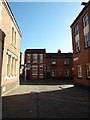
[83,13,89,27]
[32,66,38,75]
[12,27,16,47]
[11,57,14,76]
[77,65,82,78]
[85,33,90,48]
[51,59,56,65]
[76,40,80,52]
[7,55,11,77]
[6,52,17,78]
[11,57,17,76]
[64,69,70,77]
[26,63,30,70]
[51,70,56,77]
[64,58,69,65]
[14,31,16,47]
[75,24,79,35]
[40,66,43,75]
[27,54,31,62]
[33,54,37,63]
[12,27,14,45]
[86,63,90,79]
[40,54,43,63]
[14,59,17,76]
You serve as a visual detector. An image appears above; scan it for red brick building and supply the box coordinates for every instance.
[24,49,73,81]
[71,1,90,87]
[45,50,73,80]
[24,49,46,80]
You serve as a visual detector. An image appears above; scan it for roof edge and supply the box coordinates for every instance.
[2,0,22,37]
[70,6,87,28]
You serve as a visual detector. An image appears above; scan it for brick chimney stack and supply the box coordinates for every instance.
[58,49,61,53]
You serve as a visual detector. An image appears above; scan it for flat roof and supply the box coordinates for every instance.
[46,53,73,58]
[25,49,46,53]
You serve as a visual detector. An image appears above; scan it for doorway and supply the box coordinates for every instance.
[26,70,30,80]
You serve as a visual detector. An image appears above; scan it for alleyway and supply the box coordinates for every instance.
[2,80,89,118]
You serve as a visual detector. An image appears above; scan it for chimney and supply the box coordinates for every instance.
[58,49,61,53]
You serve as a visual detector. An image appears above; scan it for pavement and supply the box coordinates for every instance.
[2,80,89,118]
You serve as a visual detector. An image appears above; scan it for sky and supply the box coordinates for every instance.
[9,1,85,53]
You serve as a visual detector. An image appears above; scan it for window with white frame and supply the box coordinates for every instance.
[14,59,17,76]
[33,54,37,63]
[86,63,90,79]
[11,57,14,76]
[7,55,11,77]
[32,66,38,75]
[64,58,69,65]
[51,70,56,77]
[26,54,31,62]
[40,54,43,63]
[83,13,89,27]
[77,65,82,78]
[14,31,16,47]
[51,59,56,65]
[64,69,70,77]
[12,27,14,45]
[75,24,79,35]
[6,51,17,78]
[40,66,43,75]
[76,40,80,52]
[12,27,16,47]
[85,33,90,48]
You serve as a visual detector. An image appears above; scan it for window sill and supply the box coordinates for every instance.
[40,62,43,63]
[51,64,57,66]
[5,76,17,80]
[64,64,70,65]
[11,43,16,49]
[32,74,38,76]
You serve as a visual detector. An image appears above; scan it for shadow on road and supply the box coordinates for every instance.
[2,85,89,119]
[20,79,74,85]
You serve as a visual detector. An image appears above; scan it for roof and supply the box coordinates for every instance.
[70,1,90,28]
[25,49,46,54]
[3,0,22,37]
[46,53,73,58]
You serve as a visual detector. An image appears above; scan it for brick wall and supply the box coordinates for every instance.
[71,6,90,87]
[45,57,73,80]
[0,1,21,95]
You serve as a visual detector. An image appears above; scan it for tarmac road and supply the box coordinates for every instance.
[2,80,89,118]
